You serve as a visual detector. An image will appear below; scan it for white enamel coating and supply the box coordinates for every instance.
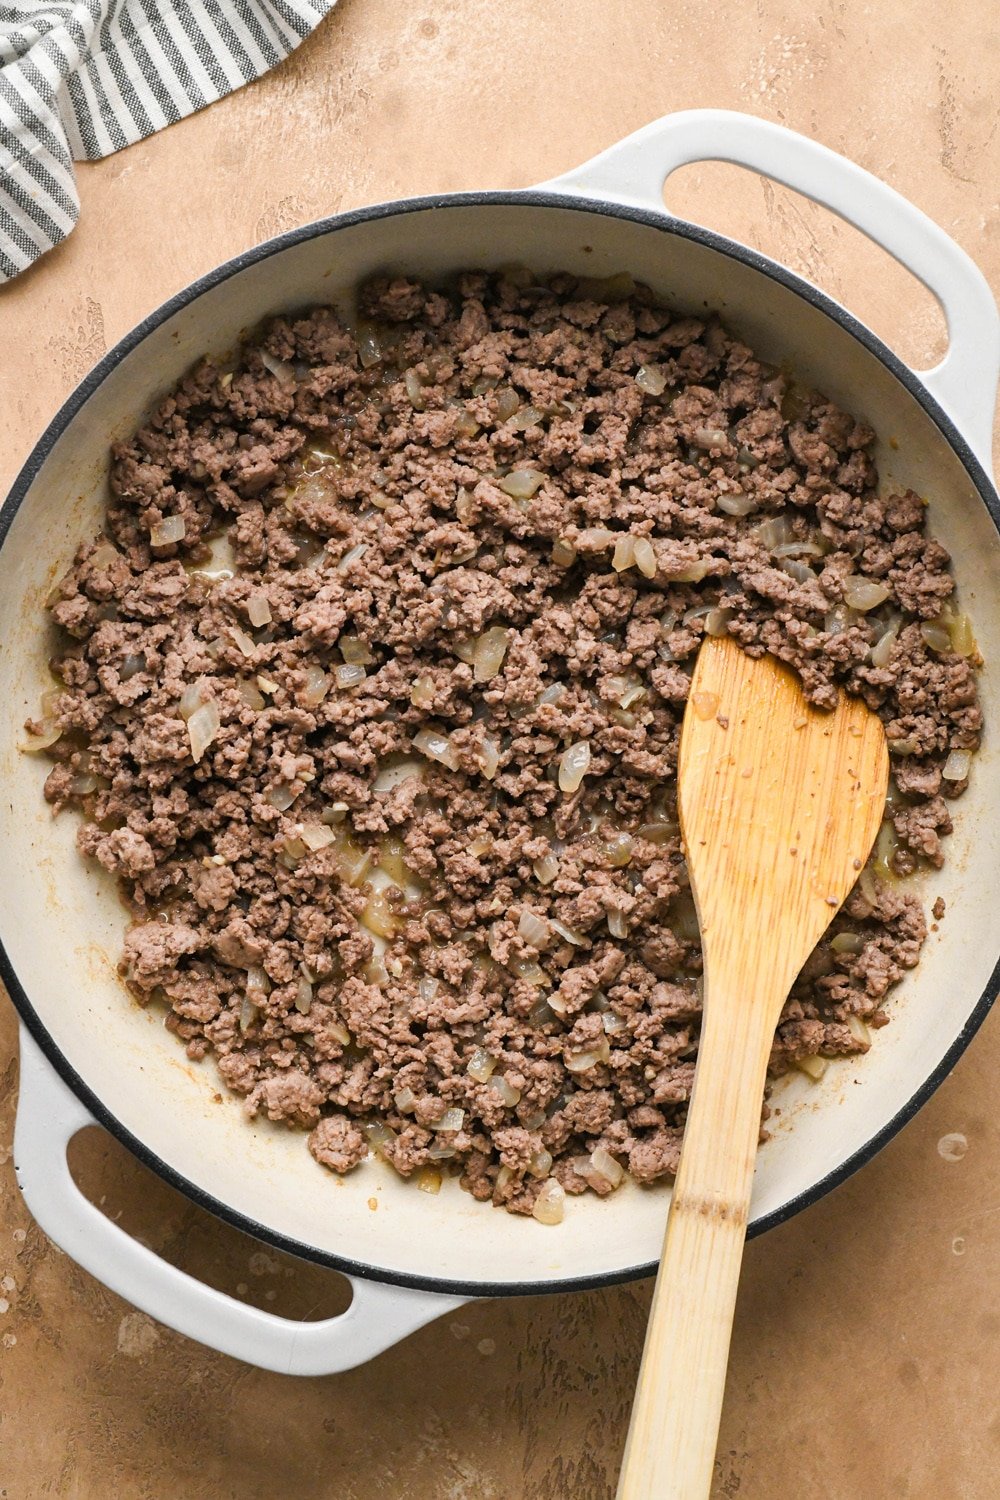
[5,110,999,1374]
[542,109,1000,476]
[14,1031,464,1374]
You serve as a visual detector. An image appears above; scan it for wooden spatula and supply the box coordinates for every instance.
[616,636,888,1500]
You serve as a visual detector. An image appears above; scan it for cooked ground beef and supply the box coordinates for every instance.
[28,268,981,1220]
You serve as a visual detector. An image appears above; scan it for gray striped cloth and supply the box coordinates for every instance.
[0,0,337,282]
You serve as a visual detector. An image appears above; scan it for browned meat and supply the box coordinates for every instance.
[29,268,980,1215]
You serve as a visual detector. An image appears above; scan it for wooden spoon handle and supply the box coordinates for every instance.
[616,993,778,1500]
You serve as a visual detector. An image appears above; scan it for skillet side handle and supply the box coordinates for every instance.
[13,1028,467,1375]
[539,109,999,475]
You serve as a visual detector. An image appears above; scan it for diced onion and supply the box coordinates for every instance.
[247,964,270,995]
[575,527,617,551]
[635,364,667,396]
[552,538,577,567]
[414,727,459,771]
[603,1011,626,1034]
[558,740,591,794]
[518,909,551,949]
[532,1179,565,1225]
[920,621,952,653]
[479,735,500,781]
[20,720,62,752]
[528,1148,553,1180]
[754,517,790,550]
[267,783,296,811]
[329,1020,351,1046]
[779,559,815,585]
[602,832,635,868]
[294,978,313,1015]
[607,909,628,939]
[300,823,336,851]
[302,665,330,706]
[888,736,918,757]
[417,1167,443,1194]
[942,749,971,782]
[361,890,398,938]
[404,369,426,409]
[683,603,715,626]
[533,854,560,885]
[334,663,367,689]
[638,819,677,845]
[278,836,307,869]
[364,1121,396,1157]
[795,1054,828,1081]
[340,635,375,665]
[528,998,557,1027]
[772,540,825,559]
[847,1013,872,1046]
[187,700,220,762]
[612,535,636,572]
[664,559,710,583]
[433,1107,465,1132]
[586,1146,624,1189]
[704,607,732,638]
[830,932,864,954]
[632,537,657,578]
[337,543,368,573]
[236,679,265,712]
[510,405,543,431]
[239,997,258,1034]
[149,515,186,547]
[410,675,435,708]
[357,323,383,369]
[491,1075,522,1107]
[499,468,545,499]
[247,591,272,627]
[260,351,295,384]
[948,612,975,656]
[120,653,146,681]
[566,1039,611,1073]
[495,387,521,420]
[511,957,549,988]
[467,1047,497,1083]
[717,492,755,517]
[870,622,900,668]
[473,626,510,683]
[229,626,256,657]
[842,576,891,612]
[427,1143,458,1161]
[693,425,730,450]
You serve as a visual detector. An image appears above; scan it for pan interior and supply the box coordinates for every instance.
[1,197,997,1291]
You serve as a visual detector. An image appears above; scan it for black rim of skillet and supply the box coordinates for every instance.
[3,190,1000,1301]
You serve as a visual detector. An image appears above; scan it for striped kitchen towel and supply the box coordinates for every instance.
[0,0,337,282]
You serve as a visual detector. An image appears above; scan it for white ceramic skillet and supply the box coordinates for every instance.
[3,111,999,1376]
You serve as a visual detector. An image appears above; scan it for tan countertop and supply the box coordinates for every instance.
[2,2,999,1495]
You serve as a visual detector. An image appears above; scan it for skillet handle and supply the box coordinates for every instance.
[540,109,999,474]
[13,1028,467,1375]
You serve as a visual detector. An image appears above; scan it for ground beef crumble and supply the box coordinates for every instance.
[28,268,981,1219]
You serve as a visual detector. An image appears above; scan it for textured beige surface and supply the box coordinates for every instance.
[2,1,1000,1495]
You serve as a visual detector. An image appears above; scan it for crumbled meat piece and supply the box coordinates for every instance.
[308,1115,367,1174]
[32,268,979,1216]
